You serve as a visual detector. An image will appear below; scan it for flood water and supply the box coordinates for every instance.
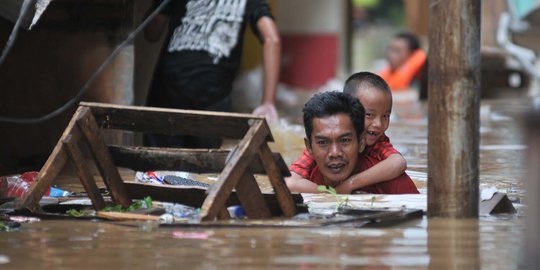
[0,93,532,269]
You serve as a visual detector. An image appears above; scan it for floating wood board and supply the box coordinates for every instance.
[159,209,424,228]
[18,102,299,221]
[96,211,160,221]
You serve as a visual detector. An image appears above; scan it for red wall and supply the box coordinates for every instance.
[280,34,338,89]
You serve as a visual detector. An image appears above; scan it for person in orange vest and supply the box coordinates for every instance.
[378,32,426,91]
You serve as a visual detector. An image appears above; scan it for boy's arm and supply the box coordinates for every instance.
[285,172,320,193]
[336,153,407,194]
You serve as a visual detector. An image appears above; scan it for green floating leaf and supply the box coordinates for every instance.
[317,185,337,195]
[143,196,153,208]
[0,222,6,231]
[327,186,337,195]
[102,204,124,212]
[66,209,84,217]
[102,196,154,212]
[317,185,329,193]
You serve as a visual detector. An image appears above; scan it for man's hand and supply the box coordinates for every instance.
[253,103,278,122]
[335,179,356,194]
[285,172,320,193]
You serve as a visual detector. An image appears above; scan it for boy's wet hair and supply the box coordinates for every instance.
[303,91,365,144]
[343,71,391,96]
[395,32,420,52]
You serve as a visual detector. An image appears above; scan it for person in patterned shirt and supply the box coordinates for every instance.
[286,72,419,194]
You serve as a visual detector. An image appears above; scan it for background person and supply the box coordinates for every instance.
[143,0,281,148]
[378,32,426,91]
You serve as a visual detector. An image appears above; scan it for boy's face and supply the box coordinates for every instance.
[355,88,392,146]
[306,113,359,185]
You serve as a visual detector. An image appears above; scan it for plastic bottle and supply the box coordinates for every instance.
[0,171,70,198]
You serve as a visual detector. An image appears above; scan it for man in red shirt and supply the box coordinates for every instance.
[287,73,419,194]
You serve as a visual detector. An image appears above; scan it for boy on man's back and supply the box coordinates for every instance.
[287,72,419,194]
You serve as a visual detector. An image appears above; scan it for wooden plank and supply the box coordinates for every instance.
[63,128,106,211]
[200,120,269,221]
[123,182,305,216]
[218,207,231,220]
[427,0,481,218]
[108,146,291,177]
[81,102,273,141]
[76,107,132,208]
[234,172,272,219]
[96,211,160,221]
[259,143,297,217]
[18,107,86,212]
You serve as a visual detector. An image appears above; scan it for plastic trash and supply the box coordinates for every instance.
[0,171,71,198]
[135,171,164,185]
[135,171,210,188]
[227,205,246,219]
[154,202,200,222]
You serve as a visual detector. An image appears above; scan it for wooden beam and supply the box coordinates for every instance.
[63,128,106,211]
[108,145,291,177]
[200,120,269,221]
[234,172,272,219]
[259,143,297,217]
[18,107,86,212]
[427,0,481,217]
[82,102,273,141]
[76,107,132,208]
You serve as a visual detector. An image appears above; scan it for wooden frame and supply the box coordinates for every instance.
[18,102,299,221]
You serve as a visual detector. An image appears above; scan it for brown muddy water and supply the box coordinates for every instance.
[0,94,532,269]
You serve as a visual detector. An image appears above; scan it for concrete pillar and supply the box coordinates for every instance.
[427,0,481,218]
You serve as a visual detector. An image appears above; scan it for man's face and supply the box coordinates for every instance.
[387,38,411,70]
[306,113,359,185]
[356,88,392,146]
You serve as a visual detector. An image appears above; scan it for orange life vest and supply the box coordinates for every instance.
[378,49,427,91]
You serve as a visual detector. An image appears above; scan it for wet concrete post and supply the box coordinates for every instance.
[427,0,481,217]
[524,111,540,269]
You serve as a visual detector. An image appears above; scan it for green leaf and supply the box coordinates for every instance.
[327,186,337,195]
[127,201,144,212]
[317,185,329,193]
[0,222,6,231]
[317,185,337,195]
[102,204,124,212]
[143,196,153,208]
[66,209,84,217]
[102,197,153,213]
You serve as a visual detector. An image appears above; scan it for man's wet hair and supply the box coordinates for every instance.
[395,32,420,52]
[303,91,365,144]
[343,71,391,96]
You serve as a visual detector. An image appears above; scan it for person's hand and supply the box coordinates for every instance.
[253,103,278,123]
[335,179,354,194]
